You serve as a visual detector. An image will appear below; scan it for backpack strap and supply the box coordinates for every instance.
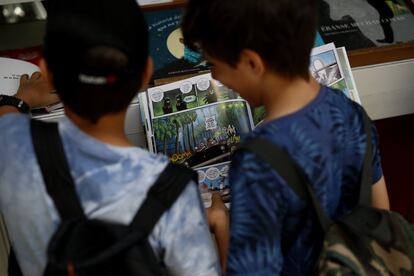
[130,163,197,236]
[236,138,332,232]
[358,109,373,206]
[236,107,374,233]
[31,118,196,235]
[30,119,85,220]
[8,247,23,276]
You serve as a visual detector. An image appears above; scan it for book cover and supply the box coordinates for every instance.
[318,0,414,50]
[310,43,345,88]
[335,47,362,103]
[144,8,210,82]
[252,43,362,126]
[310,43,362,103]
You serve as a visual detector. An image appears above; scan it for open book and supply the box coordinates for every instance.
[0,57,63,118]
[0,57,39,96]
[310,43,361,103]
[139,73,255,206]
[140,43,360,207]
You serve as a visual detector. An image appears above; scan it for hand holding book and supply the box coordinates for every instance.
[206,191,229,272]
[15,72,59,109]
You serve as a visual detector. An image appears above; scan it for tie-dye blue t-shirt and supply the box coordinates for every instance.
[0,115,219,276]
[227,86,383,275]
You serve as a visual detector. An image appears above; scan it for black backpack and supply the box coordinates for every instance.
[29,119,197,276]
[237,110,414,275]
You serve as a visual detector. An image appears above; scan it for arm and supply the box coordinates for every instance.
[0,106,20,116]
[372,176,390,210]
[227,152,287,275]
[158,182,220,276]
[0,72,59,116]
[369,120,389,210]
[206,192,229,272]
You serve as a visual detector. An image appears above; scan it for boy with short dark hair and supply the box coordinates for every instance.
[182,0,389,274]
[0,0,219,275]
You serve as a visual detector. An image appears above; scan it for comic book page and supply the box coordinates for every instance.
[335,47,362,104]
[142,73,255,207]
[251,43,362,126]
[310,43,362,103]
[310,43,346,89]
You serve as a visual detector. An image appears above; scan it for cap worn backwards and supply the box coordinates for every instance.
[43,0,149,86]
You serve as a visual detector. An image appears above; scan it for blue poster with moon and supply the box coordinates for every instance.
[144,8,209,81]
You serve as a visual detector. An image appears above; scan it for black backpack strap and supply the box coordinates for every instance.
[236,108,374,233]
[358,109,374,206]
[236,139,332,232]
[30,119,85,220]
[130,163,197,236]
[8,247,23,276]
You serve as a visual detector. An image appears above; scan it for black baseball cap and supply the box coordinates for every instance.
[43,0,149,87]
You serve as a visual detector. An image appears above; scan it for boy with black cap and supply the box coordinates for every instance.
[0,0,219,275]
[182,0,390,274]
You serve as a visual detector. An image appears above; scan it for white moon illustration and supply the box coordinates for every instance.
[166,28,185,59]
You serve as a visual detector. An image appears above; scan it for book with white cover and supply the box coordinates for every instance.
[0,57,63,117]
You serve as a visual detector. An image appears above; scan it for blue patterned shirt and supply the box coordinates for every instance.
[227,86,383,275]
[0,114,219,276]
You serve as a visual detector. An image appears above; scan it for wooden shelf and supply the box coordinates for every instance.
[141,0,187,11]
[3,0,412,67]
[348,42,414,68]
[141,1,414,67]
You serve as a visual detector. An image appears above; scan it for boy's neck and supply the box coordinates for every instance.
[65,108,134,147]
[262,74,320,122]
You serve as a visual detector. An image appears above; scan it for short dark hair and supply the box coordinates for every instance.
[44,0,148,123]
[182,0,317,80]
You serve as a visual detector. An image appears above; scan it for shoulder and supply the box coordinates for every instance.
[150,178,220,275]
[0,113,31,141]
[0,114,34,172]
[323,86,363,117]
[230,139,294,204]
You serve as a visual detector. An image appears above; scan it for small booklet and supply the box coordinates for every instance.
[139,73,255,207]
[310,43,361,104]
[251,43,362,126]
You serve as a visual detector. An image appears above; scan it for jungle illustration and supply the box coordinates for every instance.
[152,100,253,165]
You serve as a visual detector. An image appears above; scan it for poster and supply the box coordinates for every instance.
[318,0,414,50]
[144,8,210,81]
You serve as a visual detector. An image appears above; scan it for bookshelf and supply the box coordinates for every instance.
[348,42,414,67]
[141,0,187,11]
[1,0,413,143]
[143,0,414,67]
[1,0,413,272]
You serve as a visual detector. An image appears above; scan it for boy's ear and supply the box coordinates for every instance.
[140,57,153,89]
[239,49,265,77]
[39,59,55,90]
